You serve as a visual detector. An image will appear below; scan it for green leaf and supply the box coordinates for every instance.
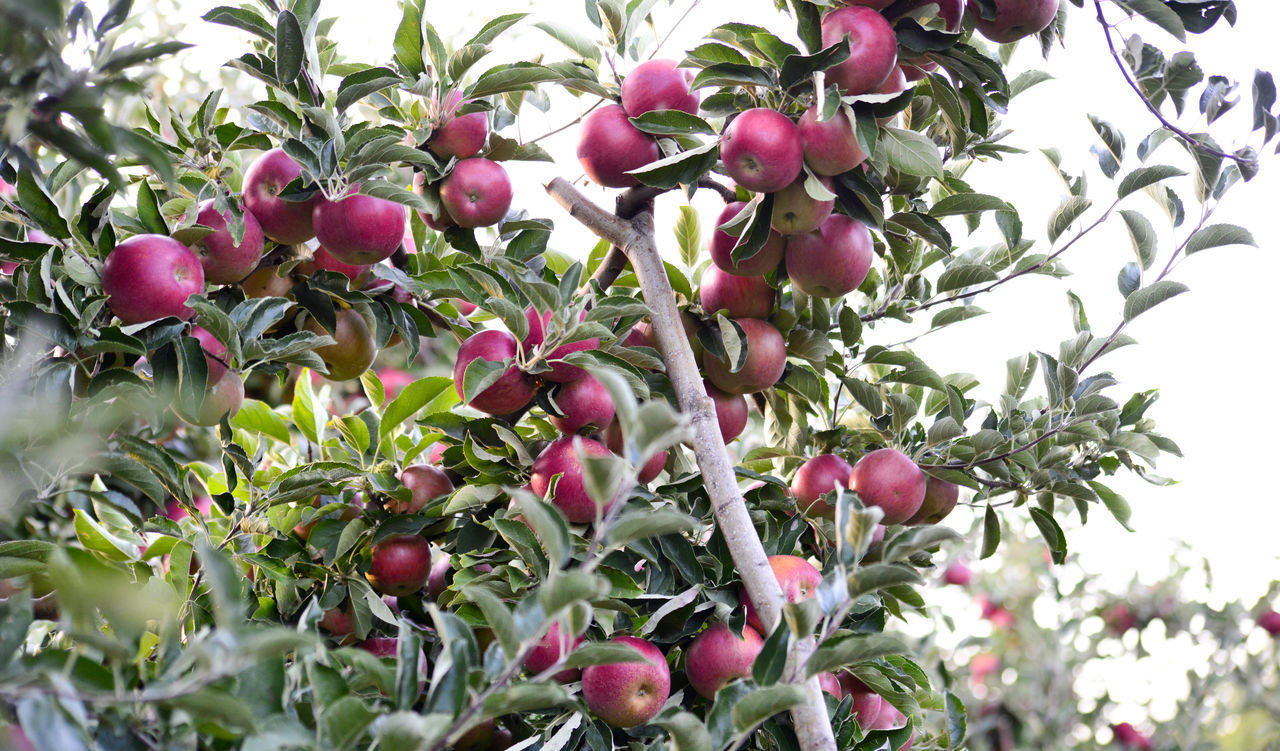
[392,0,424,77]
[465,587,520,658]
[630,110,715,136]
[380,377,454,442]
[656,712,713,751]
[274,11,304,84]
[879,127,943,178]
[1117,164,1185,198]
[1047,196,1092,243]
[732,685,808,733]
[930,193,1010,216]
[807,632,909,675]
[468,63,559,98]
[630,141,719,189]
[336,67,403,113]
[675,205,702,269]
[231,399,292,443]
[753,619,790,685]
[607,510,698,546]
[980,503,1000,559]
[564,641,651,669]
[936,264,998,293]
[1119,210,1156,269]
[1184,223,1256,255]
[533,21,600,61]
[1088,481,1134,531]
[1029,507,1066,564]
[1123,280,1189,322]
[16,172,69,239]
[203,6,275,41]
[1119,0,1186,40]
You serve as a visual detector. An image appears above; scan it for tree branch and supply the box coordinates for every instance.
[546,177,837,751]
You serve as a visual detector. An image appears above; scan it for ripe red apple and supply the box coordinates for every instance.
[709,202,786,276]
[621,59,700,117]
[376,367,415,399]
[1110,723,1153,750]
[577,104,661,189]
[791,454,853,519]
[429,111,488,160]
[242,147,317,245]
[707,382,749,443]
[942,561,972,586]
[189,326,229,384]
[305,246,371,283]
[523,308,599,382]
[602,420,668,483]
[175,370,244,426]
[741,554,823,632]
[305,308,377,381]
[524,621,584,682]
[771,175,835,235]
[699,266,774,319]
[702,318,787,395]
[240,265,293,298]
[439,158,513,228]
[837,675,885,726]
[1259,609,1280,636]
[192,200,265,285]
[969,0,1060,43]
[453,329,536,415]
[549,375,616,435]
[1102,603,1137,635]
[785,213,874,298]
[393,464,454,514]
[318,607,355,642]
[312,192,406,265]
[818,672,844,698]
[163,496,213,521]
[978,596,1016,629]
[581,635,671,728]
[720,108,804,194]
[102,234,205,323]
[905,476,960,525]
[529,436,615,524]
[821,7,900,95]
[685,622,764,698]
[849,448,926,525]
[427,553,451,601]
[454,719,497,751]
[799,105,868,177]
[875,65,910,96]
[365,534,432,597]
[294,494,363,541]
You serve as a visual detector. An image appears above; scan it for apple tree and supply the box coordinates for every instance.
[0,0,1274,749]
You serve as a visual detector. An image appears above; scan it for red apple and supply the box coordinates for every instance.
[603,420,668,483]
[621,59,700,117]
[1110,722,1153,750]
[838,675,885,726]
[529,436,615,524]
[785,213,874,298]
[968,0,1060,43]
[709,202,786,276]
[242,148,317,245]
[799,105,868,176]
[376,367,416,399]
[771,175,835,235]
[577,104,661,189]
[240,265,293,298]
[702,318,787,395]
[452,329,536,415]
[699,266,774,319]
[318,607,355,642]
[581,635,671,728]
[707,382,749,443]
[294,494,363,541]
[305,308,377,382]
[175,370,244,426]
[1102,603,1136,635]
[818,671,844,698]
[522,307,600,382]
[192,200,265,285]
[524,622,584,682]
[905,476,960,525]
[685,622,764,698]
[821,7,900,95]
[365,534,432,597]
[875,65,910,96]
[306,246,371,283]
[430,111,488,160]
[427,554,452,601]
[1259,609,1280,636]
[741,554,823,632]
[163,496,213,521]
[439,158,513,228]
[943,561,972,586]
[849,448,926,525]
[720,108,804,194]
[791,454,853,519]
[102,234,204,323]
[842,0,894,7]
[549,375,616,435]
[189,325,229,384]
[312,192,406,265]
[393,464,454,514]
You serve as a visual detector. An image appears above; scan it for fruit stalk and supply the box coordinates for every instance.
[545,176,836,751]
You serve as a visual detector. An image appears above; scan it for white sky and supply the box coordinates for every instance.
[172,0,1278,728]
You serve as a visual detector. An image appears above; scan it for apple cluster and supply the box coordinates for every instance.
[415,93,513,230]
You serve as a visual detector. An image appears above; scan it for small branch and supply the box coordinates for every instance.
[1093,0,1247,167]
[525,100,605,146]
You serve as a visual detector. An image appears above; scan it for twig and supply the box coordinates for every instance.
[1093,0,1248,167]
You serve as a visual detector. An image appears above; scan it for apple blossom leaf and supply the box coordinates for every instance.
[1122,280,1189,322]
[879,127,943,178]
[1184,222,1256,254]
[732,684,808,733]
[807,632,909,675]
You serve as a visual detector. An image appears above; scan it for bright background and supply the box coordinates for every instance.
[156,0,1277,728]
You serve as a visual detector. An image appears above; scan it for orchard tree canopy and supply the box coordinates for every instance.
[0,0,1274,750]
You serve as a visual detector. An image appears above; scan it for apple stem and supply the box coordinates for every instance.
[545,176,837,751]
